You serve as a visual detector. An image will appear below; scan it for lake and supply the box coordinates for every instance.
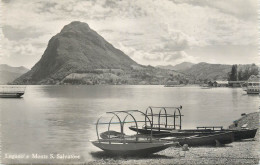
[0,85,259,164]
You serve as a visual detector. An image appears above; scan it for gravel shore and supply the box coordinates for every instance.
[87,112,259,165]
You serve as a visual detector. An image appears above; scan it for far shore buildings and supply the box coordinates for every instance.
[207,75,259,87]
[213,81,229,87]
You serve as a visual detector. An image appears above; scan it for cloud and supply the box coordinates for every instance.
[171,0,257,21]
[0,0,258,67]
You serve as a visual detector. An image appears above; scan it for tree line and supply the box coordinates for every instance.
[228,64,259,81]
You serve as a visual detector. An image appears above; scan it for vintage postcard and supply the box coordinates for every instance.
[0,0,259,164]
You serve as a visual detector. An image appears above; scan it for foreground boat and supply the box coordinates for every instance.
[129,126,216,137]
[130,127,258,141]
[91,139,175,156]
[161,132,234,146]
[193,127,258,140]
[223,129,258,141]
[129,106,257,141]
[91,110,177,155]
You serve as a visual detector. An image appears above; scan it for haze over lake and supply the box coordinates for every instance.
[0,85,258,164]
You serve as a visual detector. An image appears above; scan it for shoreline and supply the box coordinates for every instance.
[87,112,259,165]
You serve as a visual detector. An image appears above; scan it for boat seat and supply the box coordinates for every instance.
[241,123,248,129]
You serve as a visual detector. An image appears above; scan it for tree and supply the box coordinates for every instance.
[238,69,243,80]
[229,64,238,81]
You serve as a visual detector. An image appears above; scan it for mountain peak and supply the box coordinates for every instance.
[60,21,90,33]
[14,21,137,84]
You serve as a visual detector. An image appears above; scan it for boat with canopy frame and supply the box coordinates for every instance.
[128,106,204,137]
[129,106,257,141]
[129,106,221,137]
[91,109,177,156]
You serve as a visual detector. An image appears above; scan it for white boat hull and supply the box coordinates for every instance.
[91,141,175,155]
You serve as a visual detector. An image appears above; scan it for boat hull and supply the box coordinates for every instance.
[129,127,258,140]
[129,127,216,138]
[223,129,258,141]
[91,141,175,155]
[0,92,24,98]
[162,132,234,146]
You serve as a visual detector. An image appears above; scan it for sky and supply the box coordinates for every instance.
[0,0,258,69]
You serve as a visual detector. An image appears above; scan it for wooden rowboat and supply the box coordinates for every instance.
[161,132,234,146]
[129,127,258,141]
[91,139,176,156]
[129,126,215,137]
[91,110,177,155]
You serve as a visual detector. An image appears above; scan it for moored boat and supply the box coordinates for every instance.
[91,139,175,156]
[130,127,258,140]
[164,84,186,87]
[129,126,216,137]
[223,129,258,141]
[161,132,234,146]
[241,81,260,94]
[0,92,24,98]
[0,86,26,98]
[129,106,258,141]
[91,110,177,156]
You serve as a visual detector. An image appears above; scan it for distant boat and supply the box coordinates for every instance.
[164,84,186,87]
[0,86,26,98]
[241,82,260,94]
[200,84,211,89]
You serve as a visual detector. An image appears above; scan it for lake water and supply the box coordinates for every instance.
[0,85,259,164]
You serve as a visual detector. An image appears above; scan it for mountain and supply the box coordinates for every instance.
[14,21,138,84]
[157,62,194,71]
[172,62,194,70]
[181,62,232,81]
[14,21,254,85]
[156,64,175,70]
[0,64,29,84]
[157,62,232,81]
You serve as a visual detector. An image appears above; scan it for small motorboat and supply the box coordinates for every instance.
[0,86,26,98]
[0,92,24,98]
[91,110,178,156]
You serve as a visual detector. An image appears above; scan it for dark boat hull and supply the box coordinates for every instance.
[223,129,258,141]
[0,92,24,98]
[129,127,258,140]
[162,132,234,146]
[129,127,218,138]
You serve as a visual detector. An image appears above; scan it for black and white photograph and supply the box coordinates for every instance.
[0,0,259,164]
